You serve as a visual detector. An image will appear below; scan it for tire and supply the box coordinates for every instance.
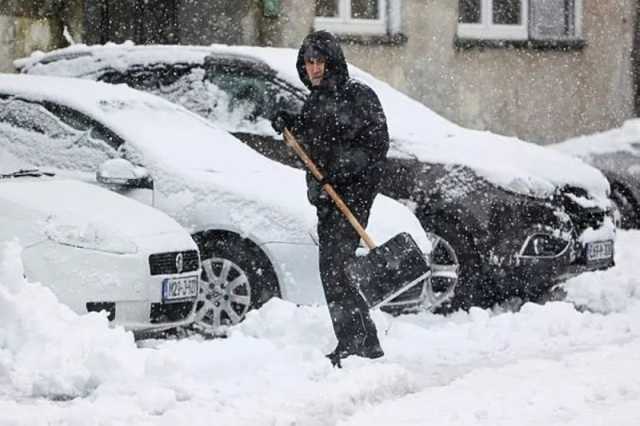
[611,184,639,229]
[193,233,280,331]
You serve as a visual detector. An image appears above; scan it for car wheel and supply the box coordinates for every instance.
[611,184,638,229]
[193,233,280,331]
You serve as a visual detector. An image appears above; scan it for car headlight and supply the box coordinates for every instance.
[520,233,570,257]
[45,222,138,255]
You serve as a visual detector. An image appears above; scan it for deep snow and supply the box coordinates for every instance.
[1,230,640,425]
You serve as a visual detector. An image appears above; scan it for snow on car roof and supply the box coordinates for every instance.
[554,119,640,157]
[15,41,215,76]
[16,42,610,202]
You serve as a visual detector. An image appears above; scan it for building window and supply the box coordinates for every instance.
[314,0,402,36]
[457,0,582,41]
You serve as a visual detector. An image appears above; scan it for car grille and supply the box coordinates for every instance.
[149,250,199,275]
[150,301,194,324]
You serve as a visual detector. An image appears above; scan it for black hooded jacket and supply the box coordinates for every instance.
[292,31,389,196]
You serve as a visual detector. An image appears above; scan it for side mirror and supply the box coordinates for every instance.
[97,158,153,189]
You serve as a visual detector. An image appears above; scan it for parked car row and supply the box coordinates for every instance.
[0,40,619,336]
[15,43,617,310]
[0,73,458,337]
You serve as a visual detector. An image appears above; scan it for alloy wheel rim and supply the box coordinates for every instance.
[195,257,251,330]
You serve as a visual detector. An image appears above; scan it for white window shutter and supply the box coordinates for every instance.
[529,0,576,40]
[388,0,403,34]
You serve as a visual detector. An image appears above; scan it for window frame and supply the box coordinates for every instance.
[204,57,306,122]
[0,96,74,137]
[314,0,391,35]
[458,0,529,40]
[41,101,126,151]
[457,0,584,43]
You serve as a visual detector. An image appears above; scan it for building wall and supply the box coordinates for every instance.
[0,0,81,73]
[268,0,636,144]
[0,1,634,143]
[177,0,259,45]
[0,16,65,73]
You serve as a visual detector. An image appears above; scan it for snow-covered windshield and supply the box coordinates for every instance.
[0,144,42,175]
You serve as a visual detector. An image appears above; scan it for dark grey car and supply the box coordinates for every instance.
[17,44,617,310]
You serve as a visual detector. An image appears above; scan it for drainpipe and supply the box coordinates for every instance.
[633,0,640,116]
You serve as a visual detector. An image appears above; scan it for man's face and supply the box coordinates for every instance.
[304,58,326,87]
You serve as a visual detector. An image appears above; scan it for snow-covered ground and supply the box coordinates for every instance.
[1,231,640,425]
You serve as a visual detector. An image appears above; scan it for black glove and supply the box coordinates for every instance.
[307,177,331,206]
[271,110,296,134]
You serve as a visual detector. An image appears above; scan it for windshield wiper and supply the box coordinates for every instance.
[0,168,55,179]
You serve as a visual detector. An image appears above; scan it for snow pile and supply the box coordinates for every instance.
[0,241,142,399]
[1,233,640,423]
[563,230,640,313]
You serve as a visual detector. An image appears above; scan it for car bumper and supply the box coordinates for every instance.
[492,239,615,298]
[23,241,199,333]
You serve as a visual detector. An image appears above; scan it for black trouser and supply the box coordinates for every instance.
[316,184,379,350]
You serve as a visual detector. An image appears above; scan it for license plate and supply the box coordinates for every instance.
[162,275,198,303]
[587,241,613,261]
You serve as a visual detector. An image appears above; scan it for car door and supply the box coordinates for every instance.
[0,96,154,206]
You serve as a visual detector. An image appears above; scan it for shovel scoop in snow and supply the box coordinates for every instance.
[345,231,430,309]
[282,129,431,309]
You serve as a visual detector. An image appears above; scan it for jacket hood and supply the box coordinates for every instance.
[296,31,349,90]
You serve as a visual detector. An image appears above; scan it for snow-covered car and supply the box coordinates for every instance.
[553,120,640,229]
[15,43,617,309]
[0,74,457,330]
[0,148,200,336]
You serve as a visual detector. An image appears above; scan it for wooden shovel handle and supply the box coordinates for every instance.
[283,128,377,249]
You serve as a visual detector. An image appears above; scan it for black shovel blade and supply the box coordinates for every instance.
[345,232,431,309]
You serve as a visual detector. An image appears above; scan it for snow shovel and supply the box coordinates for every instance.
[282,128,431,308]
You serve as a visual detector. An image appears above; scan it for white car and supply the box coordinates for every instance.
[0,74,457,330]
[0,148,200,336]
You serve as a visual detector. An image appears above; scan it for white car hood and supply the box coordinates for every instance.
[0,178,191,244]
